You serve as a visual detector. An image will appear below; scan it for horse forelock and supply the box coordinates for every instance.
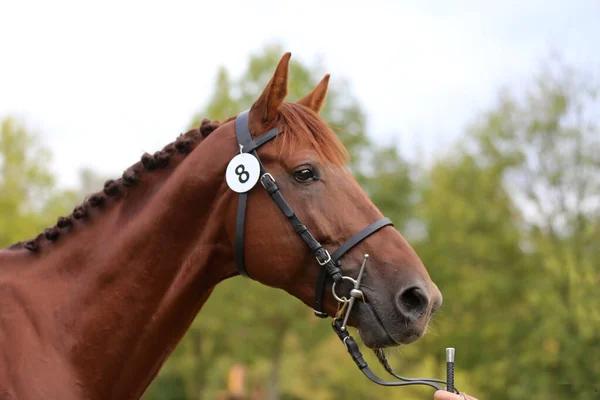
[275,102,349,167]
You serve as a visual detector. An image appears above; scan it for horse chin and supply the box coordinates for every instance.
[353,302,399,349]
[354,302,424,349]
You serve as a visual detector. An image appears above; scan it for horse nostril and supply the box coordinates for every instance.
[397,286,430,318]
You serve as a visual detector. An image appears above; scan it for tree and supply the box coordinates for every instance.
[409,59,599,399]
[0,117,79,247]
[408,152,525,398]
[466,60,600,399]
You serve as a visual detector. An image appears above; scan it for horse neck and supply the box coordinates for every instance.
[15,125,239,399]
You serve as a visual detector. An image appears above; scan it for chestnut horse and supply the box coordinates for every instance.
[0,53,442,400]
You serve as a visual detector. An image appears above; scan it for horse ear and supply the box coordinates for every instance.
[297,74,330,113]
[248,52,291,135]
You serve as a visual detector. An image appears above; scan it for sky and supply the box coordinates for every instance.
[1,0,599,188]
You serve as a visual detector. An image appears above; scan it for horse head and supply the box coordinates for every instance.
[219,53,442,348]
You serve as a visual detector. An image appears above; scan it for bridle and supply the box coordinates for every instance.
[231,110,459,393]
[233,111,391,316]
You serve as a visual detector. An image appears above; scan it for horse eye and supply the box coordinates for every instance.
[294,168,316,183]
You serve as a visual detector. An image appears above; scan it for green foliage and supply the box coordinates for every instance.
[357,144,415,226]
[0,117,78,247]
[411,60,600,399]
[463,62,600,399]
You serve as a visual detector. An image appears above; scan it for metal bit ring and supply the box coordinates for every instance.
[332,276,357,303]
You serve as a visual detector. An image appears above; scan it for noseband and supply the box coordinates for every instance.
[231,110,459,393]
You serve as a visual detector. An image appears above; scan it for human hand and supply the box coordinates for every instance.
[434,390,478,400]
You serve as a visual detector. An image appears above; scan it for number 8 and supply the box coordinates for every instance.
[235,164,250,184]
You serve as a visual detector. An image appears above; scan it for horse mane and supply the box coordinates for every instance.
[9,118,219,252]
[10,104,348,253]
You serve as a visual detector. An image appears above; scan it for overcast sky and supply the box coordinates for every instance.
[1,0,598,188]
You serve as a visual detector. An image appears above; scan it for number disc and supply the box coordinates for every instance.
[226,153,261,193]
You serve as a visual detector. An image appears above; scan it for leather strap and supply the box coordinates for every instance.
[332,319,445,390]
[313,266,330,317]
[313,217,394,317]
[235,111,280,153]
[260,173,342,283]
[234,111,280,278]
[249,129,281,152]
[331,218,393,262]
[235,191,251,278]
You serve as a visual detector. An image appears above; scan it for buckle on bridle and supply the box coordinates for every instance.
[260,172,275,189]
[316,249,332,266]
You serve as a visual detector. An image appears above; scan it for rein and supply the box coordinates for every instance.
[230,110,459,394]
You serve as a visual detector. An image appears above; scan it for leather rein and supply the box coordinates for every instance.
[231,110,458,393]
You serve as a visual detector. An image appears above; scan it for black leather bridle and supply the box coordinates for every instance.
[233,110,393,317]
[231,110,459,393]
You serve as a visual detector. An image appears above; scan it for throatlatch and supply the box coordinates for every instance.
[228,110,459,395]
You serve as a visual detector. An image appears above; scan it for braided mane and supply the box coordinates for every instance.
[9,119,221,252]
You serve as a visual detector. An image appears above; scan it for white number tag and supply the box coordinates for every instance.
[226,153,261,193]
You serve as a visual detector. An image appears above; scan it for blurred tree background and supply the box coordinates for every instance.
[1,45,598,399]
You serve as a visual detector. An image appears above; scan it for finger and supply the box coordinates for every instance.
[433,390,463,400]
